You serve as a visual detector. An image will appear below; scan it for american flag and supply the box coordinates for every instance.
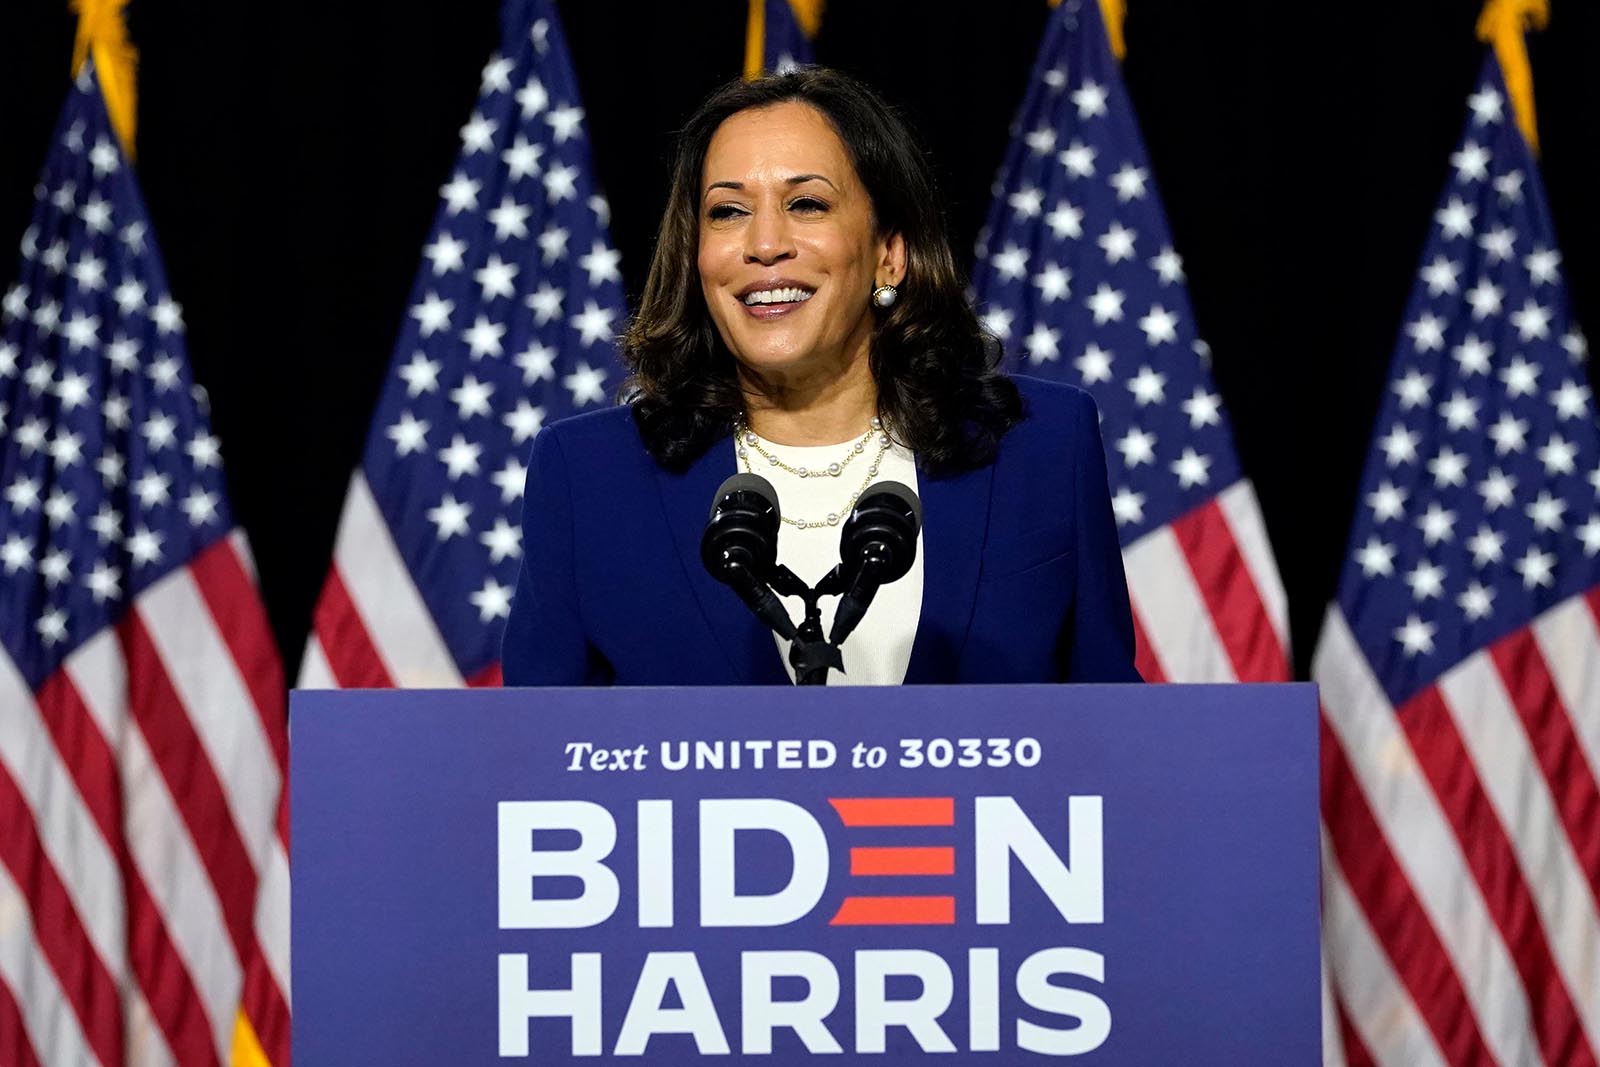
[300,0,625,691]
[0,65,289,1067]
[746,0,818,78]
[970,0,1290,684]
[1316,47,1600,1067]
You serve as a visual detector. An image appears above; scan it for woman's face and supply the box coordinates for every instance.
[697,101,904,388]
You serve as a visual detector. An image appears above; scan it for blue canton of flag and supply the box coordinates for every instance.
[304,0,626,687]
[1336,58,1597,705]
[759,0,815,74]
[1,67,228,687]
[971,0,1288,684]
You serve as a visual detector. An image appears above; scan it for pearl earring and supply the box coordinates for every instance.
[871,284,898,309]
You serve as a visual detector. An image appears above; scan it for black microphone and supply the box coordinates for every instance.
[828,481,921,648]
[701,473,799,641]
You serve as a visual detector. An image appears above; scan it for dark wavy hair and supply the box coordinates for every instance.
[622,67,1021,474]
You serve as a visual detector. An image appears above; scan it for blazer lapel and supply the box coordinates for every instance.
[905,460,994,683]
[654,437,790,685]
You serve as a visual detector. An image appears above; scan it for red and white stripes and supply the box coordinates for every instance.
[1124,480,1291,684]
[0,533,290,1067]
[301,473,464,690]
[1317,587,1600,1067]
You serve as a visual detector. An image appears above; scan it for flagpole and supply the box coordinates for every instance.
[1476,0,1548,152]
[70,0,137,155]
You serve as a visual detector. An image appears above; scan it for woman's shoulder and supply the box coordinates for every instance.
[532,402,655,477]
[1007,373,1100,441]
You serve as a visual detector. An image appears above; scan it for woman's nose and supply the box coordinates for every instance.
[743,205,795,265]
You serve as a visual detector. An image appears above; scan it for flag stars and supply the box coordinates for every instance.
[1494,170,1525,204]
[1007,186,1044,218]
[1393,369,1433,409]
[1458,582,1495,621]
[1477,226,1516,263]
[1509,299,1552,341]
[61,312,100,351]
[992,243,1029,281]
[1098,222,1137,264]
[1537,434,1577,476]
[1577,516,1600,556]
[1405,560,1446,600]
[427,495,473,541]
[1023,323,1061,363]
[1115,427,1157,467]
[146,356,181,392]
[48,429,84,467]
[578,241,622,286]
[1427,446,1468,488]
[450,375,495,419]
[1499,355,1539,397]
[1138,305,1178,346]
[1527,490,1567,532]
[1109,164,1148,202]
[527,283,564,324]
[5,475,40,513]
[1524,247,1560,285]
[151,297,183,334]
[515,77,549,118]
[572,301,618,346]
[488,196,532,240]
[0,534,32,574]
[1110,487,1145,526]
[1044,200,1085,240]
[503,400,545,443]
[1562,329,1588,364]
[1513,546,1556,589]
[1070,80,1108,118]
[1150,247,1185,285]
[545,105,585,143]
[493,456,528,504]
[1477,467,1516,511]
[1488,412,1529,454]
[127,526,164,567]
[1058,140,1096,178]
[480,55,514,93]
[39,548,72,588]
[1367,480,1407,522]
[36,609,68,647]
[1451,141,1490,181]
[182,488,220,527]
[1468,524,1506,566]
[96,450,125,487]
[1419,256,1460,296]
[1415,503,1456,545]
[1435,197,1476,239]
[1075,344,1113,385]
[133,471,172,508]
[1439,391,1479,430]
[1086,284,1125,324]
[387,411,429,456]
[80,195,113,234]
[1033,264,1071,302]
[980,306,1013,340]
[1024,126,1056,155]
[438,434,483,479]
[1550,380,1591,420]
[480,518,522,564]
[460,112,498,154]
[440,174,481,215]
[542,163,579,202]
[43,488,76,527]
[470,578,513,622]
[1406,312,1445,351]
[538,224,570,263]
[89,137,119,177]
[1356,537,1396,578]
[1127,366,1167,406]
[398,353,442,396]
[412,292,454,336]
[563,361,608,406]
[141,413,177,451]
[1379,425,1420,466]
[1182,387,1222,429]
[1467,87,1503,124]
[1453,334,1492,375]
[463,315,507,359]
[1170,447,1211,489]
[474,255,519,300]
[515,342,556,384]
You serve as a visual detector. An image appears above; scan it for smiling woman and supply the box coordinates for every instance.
[500,68,1141,688]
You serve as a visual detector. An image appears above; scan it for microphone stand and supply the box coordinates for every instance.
[767,565,845,686]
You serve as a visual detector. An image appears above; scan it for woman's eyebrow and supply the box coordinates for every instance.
[702,174,838,198]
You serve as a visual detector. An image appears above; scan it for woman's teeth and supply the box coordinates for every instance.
[742,287,813,306]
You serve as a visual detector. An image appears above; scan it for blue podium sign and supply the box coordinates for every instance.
[290,684,1319,1064]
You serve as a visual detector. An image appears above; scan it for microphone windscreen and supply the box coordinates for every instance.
[709,472,779,517]
[858,480,922,533]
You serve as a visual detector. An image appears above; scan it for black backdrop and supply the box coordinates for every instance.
[2,1,1598,678]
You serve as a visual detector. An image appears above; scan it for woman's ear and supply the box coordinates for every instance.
[878,230,907,288]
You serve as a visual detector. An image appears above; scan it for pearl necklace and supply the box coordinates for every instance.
[735,416,893,529]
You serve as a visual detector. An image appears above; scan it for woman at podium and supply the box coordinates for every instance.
[502,68,1139,687]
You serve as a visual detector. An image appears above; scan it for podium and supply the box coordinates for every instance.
[291,684,1319,1064]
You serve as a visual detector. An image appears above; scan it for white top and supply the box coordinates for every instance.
[735,431,923,685]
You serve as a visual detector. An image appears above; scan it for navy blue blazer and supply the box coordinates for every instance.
[501,375,1140,685]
